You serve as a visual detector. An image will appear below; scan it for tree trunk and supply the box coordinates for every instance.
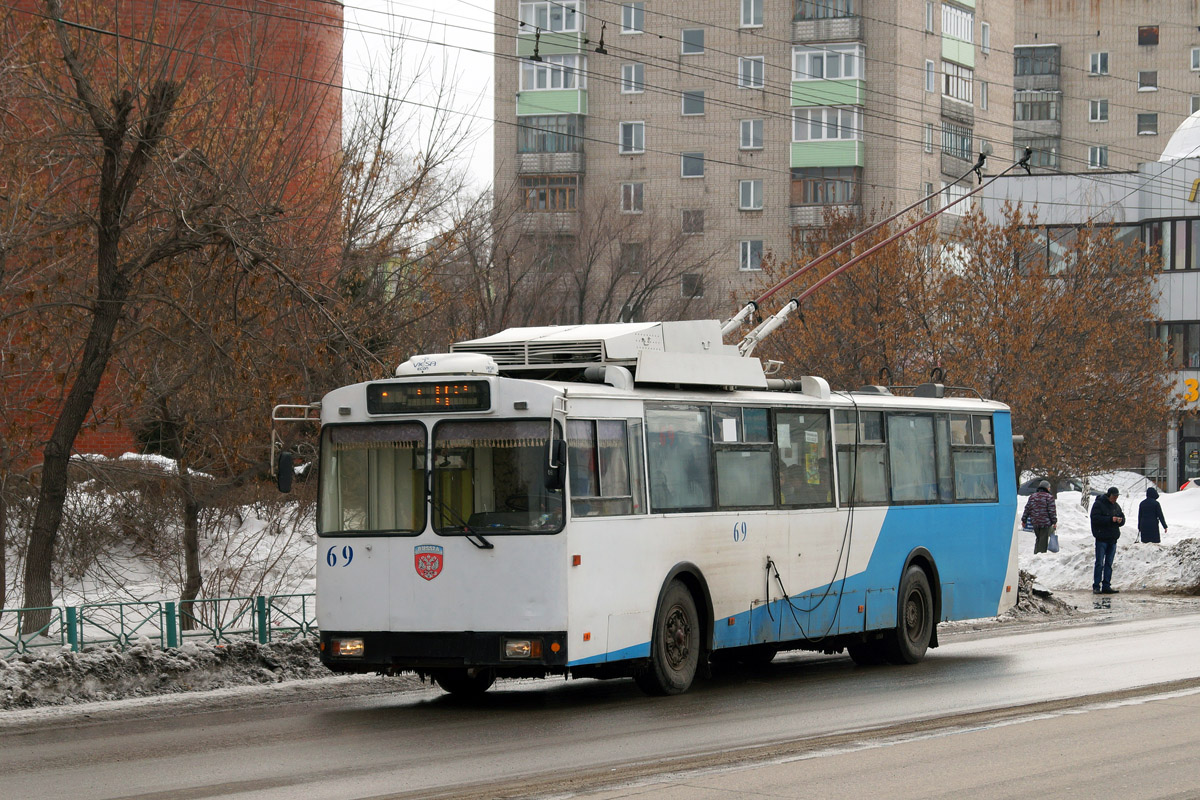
[179,496,203,632]
[0,481,7,614]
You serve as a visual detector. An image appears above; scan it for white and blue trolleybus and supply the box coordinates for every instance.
[280,320,1018,695]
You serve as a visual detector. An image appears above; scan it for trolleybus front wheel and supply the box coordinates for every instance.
[431,667,496,696]
[885,565,934,664]
[635,580,700,696]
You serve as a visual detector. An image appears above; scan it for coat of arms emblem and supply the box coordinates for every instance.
[414,544,444,580]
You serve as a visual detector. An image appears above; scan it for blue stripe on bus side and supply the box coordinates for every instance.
[576,413,1018,664]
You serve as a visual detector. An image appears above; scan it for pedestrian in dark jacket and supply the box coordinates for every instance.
[1021,480,1058,554]
[1137,486,1168,543]
[1090,487,1125,594]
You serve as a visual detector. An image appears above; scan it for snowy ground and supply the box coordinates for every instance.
[1015,473,1200,594]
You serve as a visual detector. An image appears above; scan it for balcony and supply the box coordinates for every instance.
[790,204,858,227]
[517,152,585,174]
[516,211,578,235]
[940,95,974,126]
[1014,119,1062,139]
[792,15,861,44]
[1014,73,1060,92]
[940,152,974,177]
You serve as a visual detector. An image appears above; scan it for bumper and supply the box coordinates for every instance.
[320,630,570,672]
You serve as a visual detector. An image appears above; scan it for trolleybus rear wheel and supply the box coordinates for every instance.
[431,667,496,696]
[885,565,934,664]
[635,580,699,696]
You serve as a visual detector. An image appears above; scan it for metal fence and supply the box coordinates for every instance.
[0,593,316,658]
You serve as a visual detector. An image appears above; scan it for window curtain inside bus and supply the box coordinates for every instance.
[646,407,713,511]
[567,419,646,517]
[887,415,938,503]
[320,423,425,534]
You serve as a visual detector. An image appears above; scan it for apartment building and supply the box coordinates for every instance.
[1013,1,1200,174]
[493,0,1015,316]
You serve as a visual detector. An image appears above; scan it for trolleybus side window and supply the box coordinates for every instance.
[950,413,998,501]
[935,415,955,501]
[319,422,426,535]
[834,409,889,505]
[567,419,647,517]
[712,406,775,508]
[775,410,834,507]
[646,405,713,512]
[431,419,565,533]
[887,413,938,504]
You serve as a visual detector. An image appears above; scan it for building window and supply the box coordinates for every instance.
[1088,145,1108,169]
[942,61,973,103]
[941,5,973,42]
[925,0,934,32]
[1017,138,1060,169]
[1138,113,1158,135]
[924,122,933,152]
[682,29,705,54]
[792,106,863,141]
[1014,90,1060,121]
[681,273,705,299]
[1014,46,1059,76]
[520,175,579,211]
[619,121,645,154]
[622,3,644,33]
[1089,99,1109,122]
[1138,70,1158,91]
[1193,48,1200,71]
[682,209,704,234]
[941,181,971,216]
[520,54,584,90]
[739,179,764,210]
[1157,322,1200,368]
[621,182,644,213]
[793,44,863,80]
[1090,51,1109,75]
[1137,25,1158,46]
[740,119,764,149]
[739,56,765,88]
[924,181,935,213]
[794,0,856,21]
[621,64,645,93]
[925,60,936,92]
[1145,220,1200,273]
[619,242,644,272]
[1193,96,1200,115]
[519,0,581,33]
[517,114,584,153]
[741,0,763,27]
[682,90,705,115]
[790,167,861,205]
[682,152,705,178]
[941,121,973,161]
[979,80,988,110]
[981,22,990,54]
[740,240,764,271]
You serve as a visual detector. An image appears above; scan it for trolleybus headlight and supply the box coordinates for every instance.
[503,638,542,659]
[331,638,365,657]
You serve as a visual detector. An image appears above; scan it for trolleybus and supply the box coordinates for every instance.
[281,320,1019,695]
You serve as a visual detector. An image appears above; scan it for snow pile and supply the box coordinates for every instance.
[0,638,335,710]
[1016,476,1200,593]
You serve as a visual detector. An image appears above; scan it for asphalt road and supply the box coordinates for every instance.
[3,600,1200,800]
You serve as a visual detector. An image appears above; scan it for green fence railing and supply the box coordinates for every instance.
[0,594,316,658]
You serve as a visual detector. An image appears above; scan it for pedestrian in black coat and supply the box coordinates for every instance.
[1137,486,1168,543]
[1090,487,1125,594]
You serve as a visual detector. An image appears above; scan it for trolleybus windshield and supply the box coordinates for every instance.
[319,422,426,535]
[432,419,565,534]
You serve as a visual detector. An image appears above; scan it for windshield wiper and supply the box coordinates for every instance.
[429,493,493,549]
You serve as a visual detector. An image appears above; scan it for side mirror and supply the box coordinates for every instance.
[544,440,566,491]
[277,451,294,494]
